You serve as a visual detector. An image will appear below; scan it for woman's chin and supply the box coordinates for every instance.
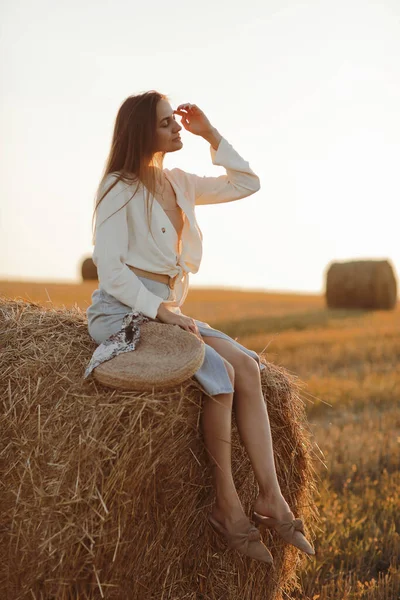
[170,139,183,150]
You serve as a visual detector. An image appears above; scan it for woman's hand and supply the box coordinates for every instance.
[174,103,213,137]
[156,303,202,339]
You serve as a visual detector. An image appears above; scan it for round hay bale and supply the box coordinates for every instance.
[325,259,398,310]
[81,256,98,281]
[0,295,319,600]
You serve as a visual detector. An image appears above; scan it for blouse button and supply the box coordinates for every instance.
[161,227,166,233]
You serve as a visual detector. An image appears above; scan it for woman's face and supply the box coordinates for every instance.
[155,99,182,153]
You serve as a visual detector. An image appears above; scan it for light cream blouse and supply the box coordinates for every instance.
[92,136,261,319]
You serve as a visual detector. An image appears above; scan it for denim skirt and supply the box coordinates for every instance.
[86,275,266,397]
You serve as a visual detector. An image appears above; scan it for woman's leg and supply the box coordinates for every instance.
[201,357,249,528]
[201,335,293,521]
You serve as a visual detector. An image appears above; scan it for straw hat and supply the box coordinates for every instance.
[92,320,206,391]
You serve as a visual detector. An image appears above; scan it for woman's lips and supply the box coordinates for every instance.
[173,136,181,141]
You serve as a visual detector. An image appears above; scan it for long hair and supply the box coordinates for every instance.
[91,90,170,245]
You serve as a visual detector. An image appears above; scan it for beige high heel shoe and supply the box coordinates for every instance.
[208,513,274,564]
[252,510,315,555]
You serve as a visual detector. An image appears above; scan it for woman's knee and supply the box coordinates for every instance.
[234,352,260,378]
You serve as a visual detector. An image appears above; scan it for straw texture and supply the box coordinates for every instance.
[93,321,206,391]
[325,259,397,309]
[0,295,320,600]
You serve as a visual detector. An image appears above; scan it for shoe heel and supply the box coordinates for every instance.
[252,511,315,556]
[252,512,273,527]
[208,513,274,565]
[207,515,228,550]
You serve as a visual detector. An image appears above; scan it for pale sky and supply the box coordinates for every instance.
[2,0,399,294]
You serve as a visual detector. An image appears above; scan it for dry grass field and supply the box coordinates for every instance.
[1,279,399,600]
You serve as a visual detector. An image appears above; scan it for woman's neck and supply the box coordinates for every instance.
[145,166,164,186]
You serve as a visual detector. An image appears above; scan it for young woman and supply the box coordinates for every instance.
[86,90,315,564]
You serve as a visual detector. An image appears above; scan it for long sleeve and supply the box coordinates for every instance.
[92,177,165,319]
[191,136,261,205]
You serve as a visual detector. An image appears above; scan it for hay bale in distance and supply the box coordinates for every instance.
[325,259,397,310]
[81,256,98,281]
[0,295,319,600]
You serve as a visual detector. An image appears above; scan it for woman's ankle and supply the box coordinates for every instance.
[254,490,292,519]
[214,495,244,518]
[213,505,246,527]
[257,488,286,505]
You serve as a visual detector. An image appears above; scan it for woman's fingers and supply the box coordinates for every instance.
[183,323,200,337]
[191,323,200,337]
[176,103,198,113]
